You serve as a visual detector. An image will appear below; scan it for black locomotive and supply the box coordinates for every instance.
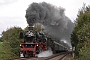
[19,26,68,57]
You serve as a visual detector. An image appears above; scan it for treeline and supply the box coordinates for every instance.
[71,4,90,60]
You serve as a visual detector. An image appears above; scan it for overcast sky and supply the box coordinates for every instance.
[0,0,90,34]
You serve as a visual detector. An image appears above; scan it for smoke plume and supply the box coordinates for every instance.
[25,2,74,48]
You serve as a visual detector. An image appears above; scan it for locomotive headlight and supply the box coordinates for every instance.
[37,44,38,46]
[20,44,21,46]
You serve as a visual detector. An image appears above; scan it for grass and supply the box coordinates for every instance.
[0,42,3,60]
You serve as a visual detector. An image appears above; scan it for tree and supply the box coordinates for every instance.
[71,4,90,59]
[1,27,23,59]
[0,37,3,42]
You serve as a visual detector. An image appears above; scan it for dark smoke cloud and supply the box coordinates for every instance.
[25,2,66,26]
[25,2,74,47]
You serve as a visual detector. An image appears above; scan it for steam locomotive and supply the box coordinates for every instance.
[19,26,68,57]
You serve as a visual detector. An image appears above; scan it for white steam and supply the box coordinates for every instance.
[37,50,53,57]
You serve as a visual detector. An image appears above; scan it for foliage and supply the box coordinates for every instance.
[0,37,3,42]
[0,42,3,60]
[78,43,90,60]
[71,4,90,59]
[1,27,23,59]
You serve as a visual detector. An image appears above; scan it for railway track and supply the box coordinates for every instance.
[6,57,45,60]
[45,52,69,60]
[7,52,71,60]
